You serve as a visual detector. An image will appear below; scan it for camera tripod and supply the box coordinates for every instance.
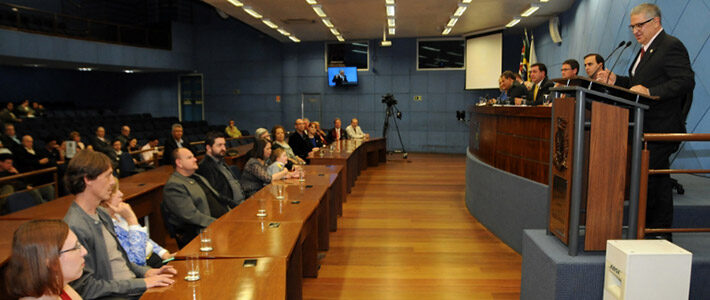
[382,102,408,159]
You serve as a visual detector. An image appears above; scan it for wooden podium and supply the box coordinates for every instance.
[547,77,654,255]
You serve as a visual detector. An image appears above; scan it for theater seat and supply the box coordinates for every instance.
[6,192,41,213]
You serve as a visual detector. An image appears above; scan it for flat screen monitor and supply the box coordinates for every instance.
[328,66,358,87]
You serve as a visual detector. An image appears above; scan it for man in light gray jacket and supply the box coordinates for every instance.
[64,150,176,299]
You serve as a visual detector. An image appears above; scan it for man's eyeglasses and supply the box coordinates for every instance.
[629,17,654,30]
[561,68,572,72]
[59,242,83,255]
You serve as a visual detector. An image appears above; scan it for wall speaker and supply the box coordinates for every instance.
[549,16,562,44]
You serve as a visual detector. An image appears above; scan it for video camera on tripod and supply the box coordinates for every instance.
[381,94,407,159]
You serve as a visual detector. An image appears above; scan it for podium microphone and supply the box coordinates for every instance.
[604,41,627,64]
[607,41,633,84]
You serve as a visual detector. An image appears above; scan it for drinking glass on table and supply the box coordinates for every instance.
[199,229,213,252]
[276,184,285,200]
[185,254,200,281]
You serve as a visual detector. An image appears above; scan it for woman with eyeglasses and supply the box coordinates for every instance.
[1,219,87,300]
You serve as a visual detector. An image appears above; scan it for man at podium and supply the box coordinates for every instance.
[597,3,695,239]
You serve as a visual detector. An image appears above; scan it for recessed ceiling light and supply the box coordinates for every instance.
[447,17,458,27]
[442,27,452,35]
[262,18,278,29]
[387,17,395,27]
[289,36,301,43]
[453,4,468,17]
[311,5,327,17]
[330,28,340,36]
[306,0,318,4]
[386,4,395,17]
[78,67,93,71]
[336,35,345,42]
[277,28,291,36]
[124,69,135,73]
[385,0,395,4]
[506,17,521,27]
[521,4,540,17]
[388,27,395,35]
[227,0,243,7]
[242,6,262,19]
[322,18,334,28]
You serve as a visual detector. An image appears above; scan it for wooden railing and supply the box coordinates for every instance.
[0,167,59,199]
[638,133,710,238]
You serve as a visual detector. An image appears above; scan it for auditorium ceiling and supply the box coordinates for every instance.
[205,0,575,42]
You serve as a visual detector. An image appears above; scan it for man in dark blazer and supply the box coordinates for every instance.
[497,71,528,104]
[196,132,245,208]
[527,63,555,105]
[90,126,112,155]
[288,118,312,162]
[598,3,695,238]
[161,123,195,166]
[326,117,349,143]
[162,147,226,248]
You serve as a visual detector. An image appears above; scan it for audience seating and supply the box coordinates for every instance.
[5,192,40,213]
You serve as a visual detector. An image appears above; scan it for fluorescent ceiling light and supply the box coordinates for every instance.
[123,69,135,73]
[385,0,395,4]
[321,18,334,28]
[540,0,549,2]
[352,42,368,47]
[277,28,291,36]
[78,67,93,71]
[387,17,395,27]
[306,0,318,4]
[506,17,521,27]
[386,4,395,17]
[262,19,278,29]
[330,28,340,36]
[289,36,301,43]
[352,49,368,54]
[421,46,440,52]
[311,5,327,17]
[388,27,395,35]
[521,4,540,17]
[462,0,472,3]
[453,4,468,17]
[442,27,452,35]
[227,0,243,7]
[337,35,345,42]
[242,6,262,19]
[447,17,458,27]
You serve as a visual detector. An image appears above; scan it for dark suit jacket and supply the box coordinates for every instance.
[288,131,311,161]
[528,78,555,105]
[196,155,245,208]
[161,136,195,166]
[615,30,694,134]
[1,134,21,153]
[506,82,528,100]
[15,147,50,173]
[326,127,348,143]
[90,136,112,155]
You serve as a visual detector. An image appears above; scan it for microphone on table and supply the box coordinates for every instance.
[606,41,633,84]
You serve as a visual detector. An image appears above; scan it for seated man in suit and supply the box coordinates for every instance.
[196,132,245,208]
[162,148,228,248]
[161,123,195,166]
[346,118,369,139]
[90,126,112,155]
[15,135,51,173]
[116,125,132,152]
[288,119,313,162]
[327,118,349,143]
[584,53,605,79]
[63,150,176,299]
[561,59,579,79]
[527,63,554,105]
[497,71,528,105]
[1,123,22,153]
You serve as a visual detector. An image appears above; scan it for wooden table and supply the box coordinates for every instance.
[309,138,386,193]
[140,257,286,300]
[0,220,31,264]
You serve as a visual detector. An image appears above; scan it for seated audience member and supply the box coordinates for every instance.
[0,220,86,300]
[63,131,88,160]
[240,139,293,197]
[140,136,161,167]
[0,102,22,125]
[16,135,51,173]
[272,125,305,166]
[225,120,242,138]
[255,127,271,142]
[527,63,554,105]
[267,148,290,176]
[31,101,45,117]
[0,140,11,154]
[561,59,580,79]
[161,123,194,166]
[101,179,174,268]
[162,148,226,248]
[63,150,176,299]
[127,138,140,153]
[288,119,313,162]
[0,153,49,209]
[497,71,528,105]
[307,122,324,148]
[15,99,34,118]
[326,118,349,143]
[346,118,369,139]
[312,121,328,145]
[116,126,132,152]
[196,132,245,208]
[39,136,64,165]
[584,53,605,80]
[107,140,123,171]
[1,123,22,153]
[303,118,311,129]
[90,126,112,155]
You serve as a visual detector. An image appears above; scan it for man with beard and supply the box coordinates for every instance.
[196,132,245,208]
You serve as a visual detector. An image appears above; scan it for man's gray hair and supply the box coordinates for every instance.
[171,123,183,131]
[631,3,661,21]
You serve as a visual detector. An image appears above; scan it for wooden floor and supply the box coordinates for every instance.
[302,153,522,299]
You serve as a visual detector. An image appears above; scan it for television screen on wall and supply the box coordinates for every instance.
[328,67,358,87]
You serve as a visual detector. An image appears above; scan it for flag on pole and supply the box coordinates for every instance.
[528,34,537,79]
[518,29,530,81]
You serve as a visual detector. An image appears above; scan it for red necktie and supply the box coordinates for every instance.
[639,48,645,60]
